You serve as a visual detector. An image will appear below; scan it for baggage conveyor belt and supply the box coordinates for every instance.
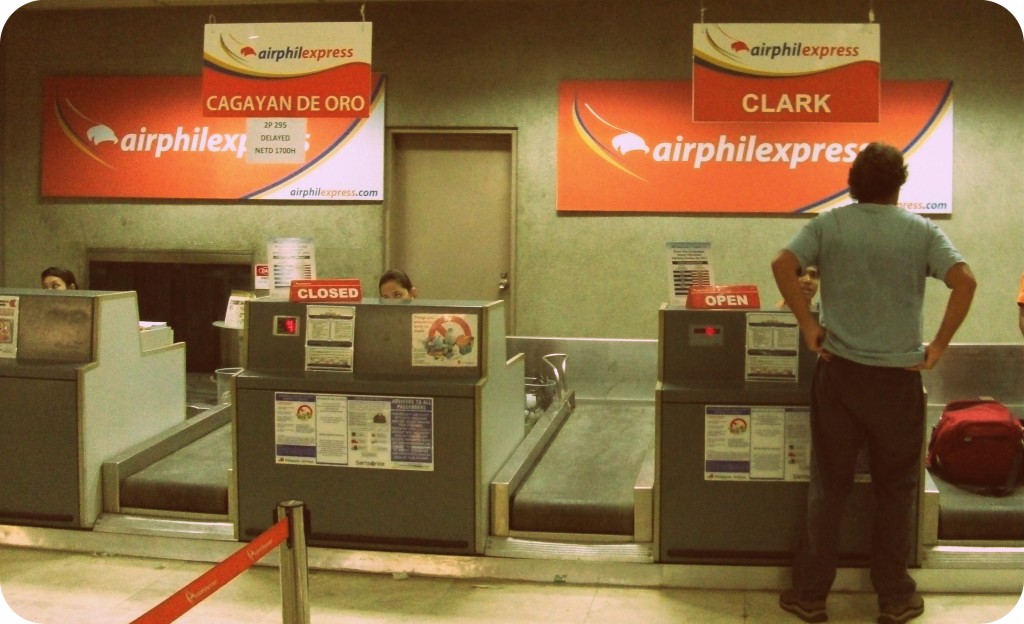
[102,404,233,520]
[107,396,656,541]
[490,392,656,542]
[119,423,232,516]
[101,399,1023,543]
[511,401,654,536]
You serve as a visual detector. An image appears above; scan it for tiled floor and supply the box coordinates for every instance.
[1,546,1021,624]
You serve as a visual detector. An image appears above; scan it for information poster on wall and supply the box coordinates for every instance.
[745,312,800,381]
[305,305,355,372]
[0,296,19,359]
[274,392,434,470]
[269,237,316,297]
[666,241,713,305]
[411,313,478,367]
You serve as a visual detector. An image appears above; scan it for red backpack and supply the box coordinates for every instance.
[926,399,1024,496]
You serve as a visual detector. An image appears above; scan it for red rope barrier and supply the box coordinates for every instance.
[130,518,291,624]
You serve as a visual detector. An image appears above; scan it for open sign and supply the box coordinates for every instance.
[686,285,761,309]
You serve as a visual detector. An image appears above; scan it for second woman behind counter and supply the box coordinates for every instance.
[378,269,418,300]
[778,264,819,310]
[41,266,79,290]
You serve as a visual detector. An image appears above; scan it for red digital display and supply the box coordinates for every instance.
[275,316,299,336]
[693,326,722,336]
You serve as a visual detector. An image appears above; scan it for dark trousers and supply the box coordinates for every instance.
[792,355,924,605]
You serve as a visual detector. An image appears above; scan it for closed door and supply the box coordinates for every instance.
[386,130,516,331]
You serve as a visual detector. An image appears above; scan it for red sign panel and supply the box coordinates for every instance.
[687,285,761,309]
[693,24,880,122]
[289,279,363,303]
[203,22,372,118]
[557,80,953,214]
[41,74,386,200]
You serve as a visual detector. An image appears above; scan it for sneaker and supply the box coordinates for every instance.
[877,592,924,624]
[779,589,828,623]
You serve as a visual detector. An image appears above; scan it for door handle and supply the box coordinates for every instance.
[498,272,510,292]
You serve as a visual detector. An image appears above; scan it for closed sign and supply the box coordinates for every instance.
[289,279,363,303]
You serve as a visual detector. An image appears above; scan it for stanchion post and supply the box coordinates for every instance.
[277,500,310,624]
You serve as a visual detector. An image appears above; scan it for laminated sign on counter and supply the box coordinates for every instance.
[411,313,478,367]
[0,296,18,359]
[274,392,434,470]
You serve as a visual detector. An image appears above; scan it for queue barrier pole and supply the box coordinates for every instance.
[129,501,310,624]
[278,500,311,624]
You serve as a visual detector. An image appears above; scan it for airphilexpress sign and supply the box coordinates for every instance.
[203,22,372,118]
[693,23,880,122]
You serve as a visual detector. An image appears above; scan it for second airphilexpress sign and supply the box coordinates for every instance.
[693,23,880,122]
[203,22,372,118]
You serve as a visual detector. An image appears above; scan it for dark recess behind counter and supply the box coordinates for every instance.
[90,260,250,372]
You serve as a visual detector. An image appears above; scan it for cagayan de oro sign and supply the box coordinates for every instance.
[202,22,373,118]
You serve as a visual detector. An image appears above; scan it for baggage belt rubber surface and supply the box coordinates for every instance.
[511,403,654,535]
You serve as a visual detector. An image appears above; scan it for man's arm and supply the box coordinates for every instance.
[1018,274,1024,338]
[771,249,828,357]
[909,262,977,371]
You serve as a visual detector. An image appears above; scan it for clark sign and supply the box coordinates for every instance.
[693,23,880,122]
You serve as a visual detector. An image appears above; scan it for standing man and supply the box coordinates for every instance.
[771,142,976,624]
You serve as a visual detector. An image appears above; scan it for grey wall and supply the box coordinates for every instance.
[2,1,1022,341]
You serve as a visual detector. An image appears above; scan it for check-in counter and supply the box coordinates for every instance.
[656,306,892,564]
[235,297,524,554]
[0,289,186,528]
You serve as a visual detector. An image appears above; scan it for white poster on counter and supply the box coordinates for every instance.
[223,290,255,329]
[745,311,800,382]
[704,405,811,481]
[704,404,870,482]
[275,393,319,464]
[274,392,433,470]
[411,313,478,367]
[0,296,19,359]
[305,305,355,372]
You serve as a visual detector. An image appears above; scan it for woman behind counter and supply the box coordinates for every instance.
[778,265,818,310]
[378,269,417,300]
[41,267,78,290]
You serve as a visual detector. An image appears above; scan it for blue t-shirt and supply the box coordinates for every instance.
[785,203,964,367]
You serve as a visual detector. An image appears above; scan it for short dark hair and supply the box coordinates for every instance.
[848,142,908,203]
[41,266,78,288]
[378,269,413,290]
